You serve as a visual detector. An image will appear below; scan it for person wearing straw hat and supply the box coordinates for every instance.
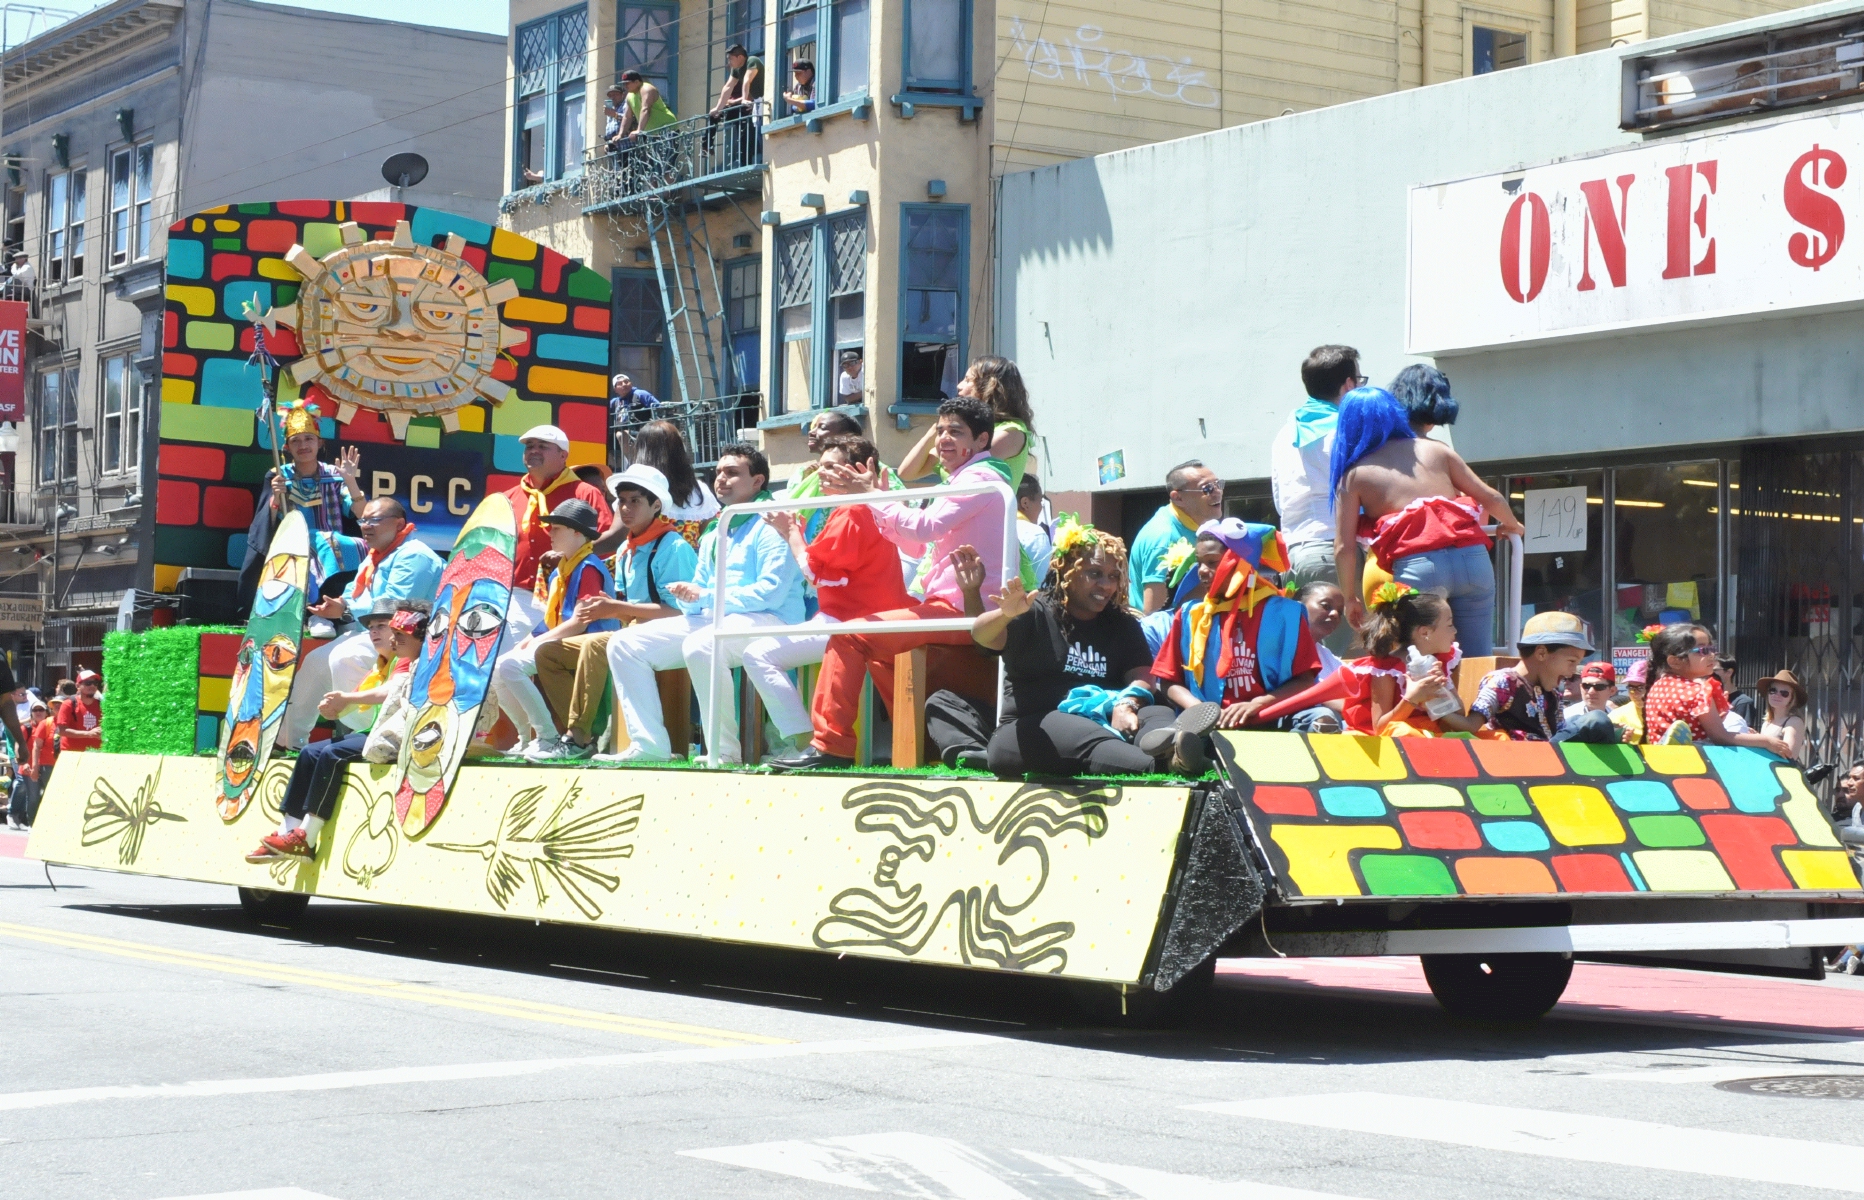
[1756,668,1809,761]
[489,498,618,757]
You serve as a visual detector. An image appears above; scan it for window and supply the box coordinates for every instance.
[101,352,142,474]
[899,204,965,404]
[834,0,870,99]
[780,0,818,117]
[775,224,814,412]
[45,167,84,284]
[771,0,869,118]
[904,0,967,93]
[828,211,864,399]
[617,4,678,105]
[728,0,765,55]
[1471,26,1527,75]
[1625,14,1864,132]
[513,6,590,187]
[611,268,667,405]
[725,256,761,395]
[108,142,154,269]
[37,365,76,486]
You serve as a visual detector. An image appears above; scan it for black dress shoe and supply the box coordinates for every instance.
[765,746,855,772]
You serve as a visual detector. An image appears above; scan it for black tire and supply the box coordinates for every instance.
[1421,952,1572,1021]
[237,886,311,924]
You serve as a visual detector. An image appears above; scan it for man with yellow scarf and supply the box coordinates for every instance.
[501,425,613,631]
[488,499,617,756]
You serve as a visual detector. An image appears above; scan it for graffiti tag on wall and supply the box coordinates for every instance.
[1007,18,1220,111]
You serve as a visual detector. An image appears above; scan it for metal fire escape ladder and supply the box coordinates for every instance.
[646,187,729,407]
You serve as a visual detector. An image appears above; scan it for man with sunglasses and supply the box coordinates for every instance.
[283,497,443,748]
[1273,345,1363,649]
[1562,660,1619,723]
[1128,459,1226,614]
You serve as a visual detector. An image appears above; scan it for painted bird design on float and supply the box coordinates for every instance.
[216,509,310,820]
[431,780,642,920]
[391,492,517,837]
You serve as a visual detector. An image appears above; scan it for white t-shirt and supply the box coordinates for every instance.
[668,479,720,524]
[1270,408,1335,549]
[838,367,864,398]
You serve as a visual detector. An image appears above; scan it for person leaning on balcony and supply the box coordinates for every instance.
[711,43,763,120]
[8,249,34,291]
[601,443,801,765]
[617,70,677,140]
[528,465,697,762]
[602,82,629,152]
[768,397,1011,771]
[282,496,443,749]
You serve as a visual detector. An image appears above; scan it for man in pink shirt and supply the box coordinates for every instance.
[770,397,1009,769]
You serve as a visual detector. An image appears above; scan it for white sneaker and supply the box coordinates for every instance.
[527,735,594,762]
[593,744,670,764]
[306,616,338,639]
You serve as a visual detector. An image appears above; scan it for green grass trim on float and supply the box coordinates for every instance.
[101,626,241,757]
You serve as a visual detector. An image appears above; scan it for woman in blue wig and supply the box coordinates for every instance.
[1329,387,1520,654]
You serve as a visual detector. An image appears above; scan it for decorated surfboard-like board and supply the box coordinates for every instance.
[393,492,518,838]
[216,508,311,821]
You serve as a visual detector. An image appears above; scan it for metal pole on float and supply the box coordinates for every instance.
[702,479,1017,769]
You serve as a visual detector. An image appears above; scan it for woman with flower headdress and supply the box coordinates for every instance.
[1343,582,1498,737]
[1152,519,1323,734]
[265,398,364,534]
[963,515,1218,778]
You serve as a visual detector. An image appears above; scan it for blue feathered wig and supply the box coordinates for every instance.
[1328,387,1416,498]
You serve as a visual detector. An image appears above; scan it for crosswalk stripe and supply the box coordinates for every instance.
[0,1032,998,1112]
[681,1132,1369,1198]
[1187,1091,1864,1192]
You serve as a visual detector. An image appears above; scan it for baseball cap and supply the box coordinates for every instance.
[542,498,603,541]
[519,424,570,452]
[77,669,100,685]
[1625,659,1650,685]
[1580,661,1616,684]
[1516,611,1595,654]
[607,464,673,515]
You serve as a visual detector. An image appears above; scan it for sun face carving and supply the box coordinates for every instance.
[264,219,521,440]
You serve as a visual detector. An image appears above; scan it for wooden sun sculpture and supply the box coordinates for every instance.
[254,219,521,440]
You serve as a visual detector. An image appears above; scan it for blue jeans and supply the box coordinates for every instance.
[1391,543,1496,656]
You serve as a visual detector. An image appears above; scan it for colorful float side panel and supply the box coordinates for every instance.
[214,509,310,820]
[1217,731,1863,899]
[29,753,1193,985]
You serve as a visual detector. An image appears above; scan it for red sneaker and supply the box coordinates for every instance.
[262,829,313,858]
[244,841,276,864]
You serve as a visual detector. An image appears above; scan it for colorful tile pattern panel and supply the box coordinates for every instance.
[1214,731,1862,899]
[158,201,612,582]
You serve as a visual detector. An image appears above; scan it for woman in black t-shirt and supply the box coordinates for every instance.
[965,523,1218,778]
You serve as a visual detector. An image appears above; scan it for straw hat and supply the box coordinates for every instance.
[1755,668,1807,710]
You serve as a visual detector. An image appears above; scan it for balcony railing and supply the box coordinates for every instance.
[614,393,760,470]
[581,108,763,213]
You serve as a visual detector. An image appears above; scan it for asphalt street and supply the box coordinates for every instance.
[8,839,1864,1200]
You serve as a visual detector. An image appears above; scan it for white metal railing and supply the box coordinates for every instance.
[702,478,1017,768]
[1503,531,1524,650]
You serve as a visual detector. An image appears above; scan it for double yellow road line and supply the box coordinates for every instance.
[0,919,792,1049]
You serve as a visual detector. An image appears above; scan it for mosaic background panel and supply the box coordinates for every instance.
[1216,732,1864,900]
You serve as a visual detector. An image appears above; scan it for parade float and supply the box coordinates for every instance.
[25,202,1864,1022]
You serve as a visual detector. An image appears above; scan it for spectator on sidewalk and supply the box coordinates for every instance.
[1563,661,1617,723]
[1756,668,1808,762]
[1718,656,1759,728]
[1330,387,1522,654]
[1274,346,1361,600]
[8,698,45,829]
[1016,475,1054,589]
[54,670,102,753]
[1128,460,1225,614]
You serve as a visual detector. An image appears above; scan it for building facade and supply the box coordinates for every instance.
[1,0,504,685]
[997,0,1864,764]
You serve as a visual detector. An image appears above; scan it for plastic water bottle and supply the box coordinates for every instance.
[1407,646,1464,719]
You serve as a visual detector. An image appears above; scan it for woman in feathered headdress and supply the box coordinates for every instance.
[265,397,364,535]
[1151,518,1323,731]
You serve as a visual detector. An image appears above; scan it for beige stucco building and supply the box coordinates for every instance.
[500,0,1826,484]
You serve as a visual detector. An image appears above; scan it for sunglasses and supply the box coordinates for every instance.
[1768,686,1796,697]
[1581,681,1613,691]
[1684,645,1719,657]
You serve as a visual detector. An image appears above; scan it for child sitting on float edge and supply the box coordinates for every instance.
[1641,623,1792,756]
[1469,611,1630,744]
[246,599,428,862]
[489,498,617,756]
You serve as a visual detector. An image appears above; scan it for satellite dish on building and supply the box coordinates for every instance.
[381,152,429,200]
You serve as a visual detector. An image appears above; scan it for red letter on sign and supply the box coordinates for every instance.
[1498,191,1550,303]
[1784,144,1846,271]
[1577,174,1635,291]
[1662,161,1717,279]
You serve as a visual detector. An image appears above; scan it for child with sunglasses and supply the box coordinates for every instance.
[1642,623,1791,755]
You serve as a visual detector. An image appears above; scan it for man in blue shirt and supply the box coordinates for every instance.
[608,372,661,467]
[283,497,444,747]
[1127,459,1225,613]
[602,444,803,764]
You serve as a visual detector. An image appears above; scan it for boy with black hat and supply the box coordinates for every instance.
[491,498,617,755]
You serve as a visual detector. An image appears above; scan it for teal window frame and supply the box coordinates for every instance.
[773,0,871,119]
[895,202,967,412]
[616,2,680,111]
[901,0,969,92]
[769,207,868,416]
[513,5,590,189]
[611,266,669,402]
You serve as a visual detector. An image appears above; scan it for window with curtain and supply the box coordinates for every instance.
[904,0,967,92]
[45,167,84,284]
[108,142,154,268]
[776,224,815,413]
[101,352,141,474]
[834,0,870,98]
[513,6,590,187]
[900,205,965,403]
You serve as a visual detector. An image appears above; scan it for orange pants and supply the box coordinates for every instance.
[810,601,973,759]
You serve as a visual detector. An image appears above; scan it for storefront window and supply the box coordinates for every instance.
[1506,469,1606,655]
[1611,462,1720,674]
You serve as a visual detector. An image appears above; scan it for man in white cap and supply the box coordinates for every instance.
[528,463,697,759]
[501,424,612,629]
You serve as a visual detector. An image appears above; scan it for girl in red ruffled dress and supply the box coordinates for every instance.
[1341,583,1502,738]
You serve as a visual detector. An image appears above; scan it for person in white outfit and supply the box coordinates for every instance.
[602,443,804,764]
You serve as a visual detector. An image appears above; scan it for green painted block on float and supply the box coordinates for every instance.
[488,261,535,290]
[1559,742,1646,777]
[489,395,554,438]
[1468,783,1531,816]
[404,420,441,449]
[567,266,611,302]
[1359,853,1459,896]
[184,321,236,351]
[301,223,344,259]
[161,402,253,447]
[1629,814,1706,848]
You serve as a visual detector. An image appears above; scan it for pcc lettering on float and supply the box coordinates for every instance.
[350,443,486,552]
[1407,110,1864,353]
